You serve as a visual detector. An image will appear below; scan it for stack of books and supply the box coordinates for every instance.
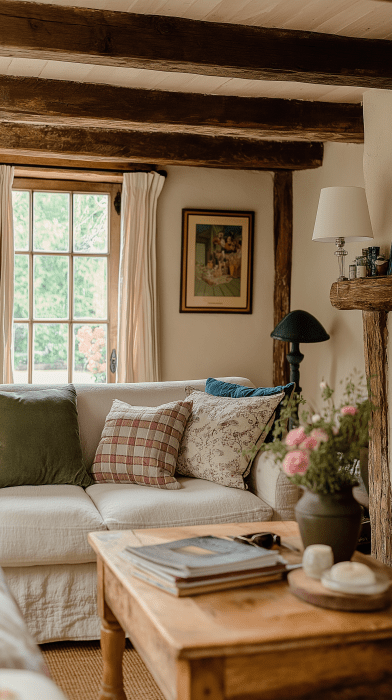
[123,535,289,596]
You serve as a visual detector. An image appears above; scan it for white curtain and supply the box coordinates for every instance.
[117,171,165,383]
[0,165,14,384]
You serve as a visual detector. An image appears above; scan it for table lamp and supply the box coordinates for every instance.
[271,309,330,394]
[312,187,374,281]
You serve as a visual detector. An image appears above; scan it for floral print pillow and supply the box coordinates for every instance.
[176,389,284,490]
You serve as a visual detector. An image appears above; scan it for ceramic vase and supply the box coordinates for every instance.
[295,486,362,564]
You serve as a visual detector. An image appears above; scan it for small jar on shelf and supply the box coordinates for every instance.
[375,255,389,276]
[356,256,367,278]
[348,261,357,280]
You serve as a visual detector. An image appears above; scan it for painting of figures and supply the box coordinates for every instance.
[180,210,254,313]
[195,223,242,297]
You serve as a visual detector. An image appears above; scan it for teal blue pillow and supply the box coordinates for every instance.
[205,378,294,399]
[205,378,294,442]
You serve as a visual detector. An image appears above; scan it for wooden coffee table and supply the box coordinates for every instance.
[88,522,392,700]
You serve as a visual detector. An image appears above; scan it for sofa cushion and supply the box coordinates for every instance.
[91,399,192,489]
[176,390,284,489]
[86,477,273,529]
[0,385,92,489]
[0,485,106,567]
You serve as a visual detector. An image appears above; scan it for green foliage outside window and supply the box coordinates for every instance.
[13,190,109,381]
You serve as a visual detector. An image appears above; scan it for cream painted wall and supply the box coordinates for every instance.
[292,142,368,410]
[363,90,392,246]
[156,166,275,386]
[156,146,368,401]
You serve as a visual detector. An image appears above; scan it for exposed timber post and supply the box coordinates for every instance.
[330,280,392,565]
[273,170,293,387]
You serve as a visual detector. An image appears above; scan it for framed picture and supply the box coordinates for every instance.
[180,209,254,313]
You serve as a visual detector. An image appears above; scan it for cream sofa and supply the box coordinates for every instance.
[0,378,298,644]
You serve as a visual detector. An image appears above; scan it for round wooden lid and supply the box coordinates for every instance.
[288,568,392,611]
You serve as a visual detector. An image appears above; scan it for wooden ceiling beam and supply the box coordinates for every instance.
[0,76,364,143]
[0,1,391,89]
[0,153,155,172]
[0,122,323,171]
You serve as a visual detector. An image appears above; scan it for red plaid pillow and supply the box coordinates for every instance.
[91,399,192,489]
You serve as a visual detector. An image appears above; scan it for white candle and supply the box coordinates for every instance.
[329,561,376,586]
[321,560,386,595]
[302,544,334,579]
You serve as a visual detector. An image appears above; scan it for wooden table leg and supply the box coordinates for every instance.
[96,557,127,700]
[99,611,127,700]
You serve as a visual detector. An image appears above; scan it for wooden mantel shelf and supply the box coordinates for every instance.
[330,277,392,311]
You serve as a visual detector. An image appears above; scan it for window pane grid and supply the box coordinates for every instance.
[13,187,112,384]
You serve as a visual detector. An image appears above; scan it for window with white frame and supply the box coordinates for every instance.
[12,179,120,384]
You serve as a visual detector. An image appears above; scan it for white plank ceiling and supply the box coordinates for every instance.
[2,0,392,102]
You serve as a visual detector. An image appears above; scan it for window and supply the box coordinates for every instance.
[12,179,121,384]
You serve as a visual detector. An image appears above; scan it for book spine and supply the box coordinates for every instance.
[368,246,380,277]
[388,244,392,276]
[131,567,285,597]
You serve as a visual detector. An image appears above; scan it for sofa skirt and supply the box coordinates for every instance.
[3,563,100,644]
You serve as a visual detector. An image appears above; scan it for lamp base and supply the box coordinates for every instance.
[335,237,348,281]
[337,275,348,281]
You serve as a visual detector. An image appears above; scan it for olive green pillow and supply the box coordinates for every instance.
[0,385,93,488]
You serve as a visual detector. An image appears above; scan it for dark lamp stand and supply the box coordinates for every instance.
[285,342,305,394]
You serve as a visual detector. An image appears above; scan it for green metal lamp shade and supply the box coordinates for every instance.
[271,310,330,344]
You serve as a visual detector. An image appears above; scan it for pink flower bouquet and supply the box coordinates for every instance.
[259,373,373,495]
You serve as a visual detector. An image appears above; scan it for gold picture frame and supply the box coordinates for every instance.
[180,209,254,314]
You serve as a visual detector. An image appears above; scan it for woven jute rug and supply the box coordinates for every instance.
[40,640,164,700]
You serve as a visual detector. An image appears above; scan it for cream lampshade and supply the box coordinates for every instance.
[312,186,374,281]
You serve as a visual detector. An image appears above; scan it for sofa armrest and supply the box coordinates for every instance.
[247,451,300,521]
[0,670,68,699]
